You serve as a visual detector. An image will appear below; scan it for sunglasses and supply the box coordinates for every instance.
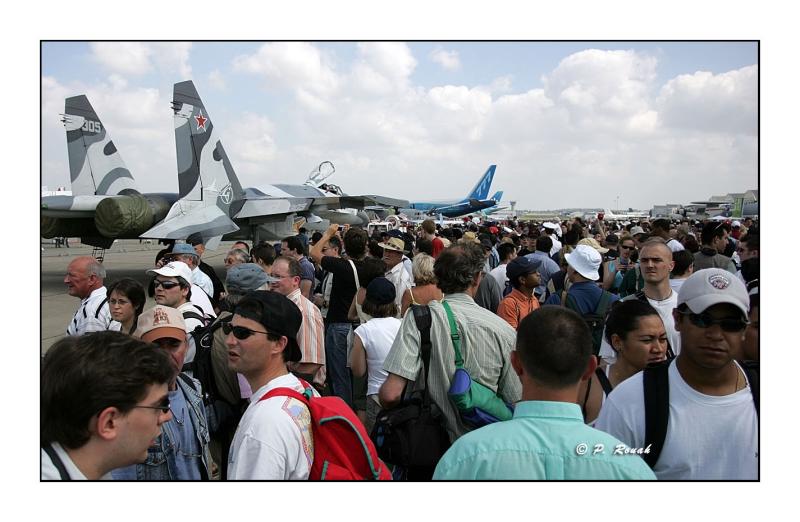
[222,322,271,340]
[153,280,181,289]
[678,310,747,332]
[620,245,635,250]
[131,399,171,415]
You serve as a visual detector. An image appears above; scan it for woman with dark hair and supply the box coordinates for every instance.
[106,278,146,335]
[579,300,669,424]
[349,277,401,433]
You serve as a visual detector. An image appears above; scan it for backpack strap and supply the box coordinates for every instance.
[595,290,612,317]
[595,367,614,396]
[740,361,759,417]
[410,304,434,408]
[94,296,108,319]
[260,386,313,404]
[43,444,71,480]
[633,290,647,302]
[441,301,464,369]
[643,361,670,469]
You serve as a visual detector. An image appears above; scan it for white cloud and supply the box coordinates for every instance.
[208,69,227,90]
[430,47,461,71]
[233,42,340,97]
[656,65,757,135]
[88,42,192,79]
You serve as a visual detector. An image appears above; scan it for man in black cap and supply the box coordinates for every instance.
[497,256,542,330]
[225,291,317,480]
[187,233,225,304]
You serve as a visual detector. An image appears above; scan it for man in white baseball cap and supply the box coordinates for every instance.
[596,268,757,480]
[147,260,216,319]
[541,222,562,257]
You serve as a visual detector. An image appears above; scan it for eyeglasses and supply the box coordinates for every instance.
[108,298,131,306]
[222,322,271,340]
[153,280,181,289]
[678,310,747,332]
[268,273,292,280]
[131,399,171,415]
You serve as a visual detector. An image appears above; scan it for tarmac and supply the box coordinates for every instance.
[40,238,234,355]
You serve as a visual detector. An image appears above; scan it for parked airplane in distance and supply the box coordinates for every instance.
[404,165,500,217]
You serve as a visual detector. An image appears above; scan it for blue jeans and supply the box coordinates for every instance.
[325,322,353,407]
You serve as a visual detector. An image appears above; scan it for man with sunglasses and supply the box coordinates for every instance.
[595,268,757,479]
[42,332,174,480]
[111,306,211,480]
[225,291,318,479]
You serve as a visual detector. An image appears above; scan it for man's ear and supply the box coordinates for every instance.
[672,308,683,333]
[94,407,122,442]
[580,355,599,382]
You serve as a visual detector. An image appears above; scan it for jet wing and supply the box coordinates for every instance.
[235,197,317,219]
[140,200,239,239]
[340,195,410,209]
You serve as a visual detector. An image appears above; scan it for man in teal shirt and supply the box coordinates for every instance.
[433,306,656,480]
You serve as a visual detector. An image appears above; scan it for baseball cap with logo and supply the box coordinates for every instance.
[234,291,303,363]
[134,305,187,343]
[565,244,602,281]
[146,261,193,284]
[677,268,750,319]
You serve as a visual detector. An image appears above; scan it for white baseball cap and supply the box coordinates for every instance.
[146,260,193,284]
[678,268,750,319]
[566,244,602,281]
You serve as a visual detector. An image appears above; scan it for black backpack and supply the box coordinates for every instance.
[565,290,612,356]
[180,310,240,436]
[370,305,451,480]
[642,360,759,469]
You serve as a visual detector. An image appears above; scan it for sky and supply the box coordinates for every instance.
[41,41,758,211]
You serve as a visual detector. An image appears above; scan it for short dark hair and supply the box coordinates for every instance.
[604,300,662,345]
[497,242,517,262]
[359,257,387,287]
[741,257,759,286]
[741,234,759,253]
[415,237,433,256]
[701,221,727,245]
[344,227,368,259]
[683,235,700,254]
[535,235,553,253]
[107,278,147,329]
[434,243,485,294]
[671,249,694,276]
[361,297,398,319]
[327,236,342,252]
[252,242,276,266]
[41,332,173,449]
[282,236,306,256]
[515,306,592,389]
[368,239,384,259]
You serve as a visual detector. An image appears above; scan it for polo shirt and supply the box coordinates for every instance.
[433,401,656,480]
[496,287,540,330]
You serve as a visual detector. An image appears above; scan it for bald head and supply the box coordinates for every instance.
[64,256,105,299]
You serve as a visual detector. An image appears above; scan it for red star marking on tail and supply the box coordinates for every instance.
[195,110,207,131]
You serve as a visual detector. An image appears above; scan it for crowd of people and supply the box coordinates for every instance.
[43,214,759,480]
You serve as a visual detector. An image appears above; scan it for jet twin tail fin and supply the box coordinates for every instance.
[464,164,496,201]
[62,95,139,196]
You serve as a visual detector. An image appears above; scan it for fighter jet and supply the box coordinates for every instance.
[404,165,500,218]
[41,95,181,248]
[141,80,408,243]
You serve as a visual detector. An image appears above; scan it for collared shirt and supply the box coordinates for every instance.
[382,293,521,442]
[385,261,412,315]
[191,266,214,299]
[433,401,657,480]
[286,289,326,385]
[66,286,112,336]
[496,287,540,330]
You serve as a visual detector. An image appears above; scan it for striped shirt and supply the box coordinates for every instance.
[382,292,521,443]
[66,286,112,336]
[286,289,326,385]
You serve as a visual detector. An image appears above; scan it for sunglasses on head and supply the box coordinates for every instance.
[222,322,270,340]
[153,280,181,289]
[678,310,747,332]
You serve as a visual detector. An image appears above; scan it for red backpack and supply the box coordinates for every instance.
[260,382,392,480]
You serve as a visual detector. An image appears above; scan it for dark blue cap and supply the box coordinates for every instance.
[365,277,396,306]
[506,256,542,282]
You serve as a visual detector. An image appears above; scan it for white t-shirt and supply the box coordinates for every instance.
[488,264,509,290]
[385,262,413,314]
[189,284,216,318]
[599,289,681,363]
[354,317,402,396]
[594,360,758,480]
[192,266,215,299]
[227,373,317,480]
